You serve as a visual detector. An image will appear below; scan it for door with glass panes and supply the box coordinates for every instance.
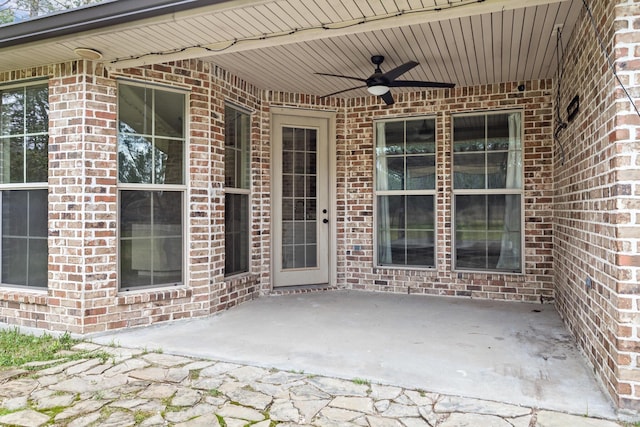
[272,114,329,287]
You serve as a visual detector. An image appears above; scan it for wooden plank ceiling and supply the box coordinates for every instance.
[0,0,582,97]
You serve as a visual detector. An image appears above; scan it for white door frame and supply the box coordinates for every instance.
[270,107,337,288]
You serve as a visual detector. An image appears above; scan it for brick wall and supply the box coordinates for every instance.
[0,59,267,333]
[95,60,267,331]
[48,61,117,333]
[0,62,83,331]
[612,1,640,411]
[0,61,556,331]
[212,64,265,308]
[613,0,640,410]
[554,0,640,412]
[259,88,554,302]
[338,84,555,302]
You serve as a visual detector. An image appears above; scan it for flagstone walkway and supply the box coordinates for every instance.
[0,343,626,427]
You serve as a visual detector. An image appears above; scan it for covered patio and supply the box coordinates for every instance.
[93,291,617,419]
[1,0,638,416]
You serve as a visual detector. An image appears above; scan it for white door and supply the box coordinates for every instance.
[272,114,330,287]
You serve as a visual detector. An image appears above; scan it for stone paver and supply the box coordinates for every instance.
[0,409,50,427]
[270,399,301,422]
[434,395,531,417]
[438,412,514,426]
[536,411,624,427]
[0,343,628,426]
[216,402,265,421]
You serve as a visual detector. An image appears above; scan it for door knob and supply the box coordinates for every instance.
[323,218,329,224]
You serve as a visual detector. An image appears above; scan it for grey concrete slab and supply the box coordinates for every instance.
[92,291,617,419]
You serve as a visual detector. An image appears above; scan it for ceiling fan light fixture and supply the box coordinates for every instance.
[367,85,389,96]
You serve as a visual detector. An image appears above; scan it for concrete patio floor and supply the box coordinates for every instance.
[92,291,618,419]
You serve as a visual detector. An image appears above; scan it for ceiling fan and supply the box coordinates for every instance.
[316,55,455,105]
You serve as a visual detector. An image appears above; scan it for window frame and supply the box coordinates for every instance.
[0,80,49,290]
[451,110,525,274]
[116,80,188,291]
[223,102,251,278]
[373,115,438,269]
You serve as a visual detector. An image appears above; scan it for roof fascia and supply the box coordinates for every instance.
[0,0,229,48]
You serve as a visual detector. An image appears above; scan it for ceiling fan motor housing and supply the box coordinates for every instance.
[368,55,386,86]
[371,55,385,66]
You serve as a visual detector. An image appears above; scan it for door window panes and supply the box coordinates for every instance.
[281,127,317,269]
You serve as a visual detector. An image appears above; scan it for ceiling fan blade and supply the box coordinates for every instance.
[388,80,456,89]
[380,91,394,105]
[315,72,367,83]
[382,61,419,81]
[319,85,367,98]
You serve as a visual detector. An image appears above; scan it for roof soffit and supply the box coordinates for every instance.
[0,0,579,97]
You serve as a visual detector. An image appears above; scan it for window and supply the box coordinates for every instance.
[0,82,48,288]
[375,117,436,267]
[453,112,523,272]
[118,83,185,290]
[224,105,250,276]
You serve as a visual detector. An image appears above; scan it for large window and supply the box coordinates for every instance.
[453,112,523,272]
[375,117,436,267]
[0,82,49,288]
[118,83,185,290]
[224,105,250,276]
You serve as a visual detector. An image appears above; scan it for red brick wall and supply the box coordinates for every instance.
[0,61,555,328]
[99,61,267,331]
[554,0,640,412]
[338,84,554,301]
[0,62,85,331]
[48,62,117,333]
[261,88,554,302]
[0,59,267,333]
[611,1,640,411]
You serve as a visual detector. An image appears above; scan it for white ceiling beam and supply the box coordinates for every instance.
[108,0,571,69]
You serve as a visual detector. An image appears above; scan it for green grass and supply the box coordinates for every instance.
[352,377,371,386]
[40,406,67,418]
[208,389,222,397]
[0,327,109,369]
[0,408,16,416]
[133,410,153,423]
[0,328,75,367]
[189,369,201,380]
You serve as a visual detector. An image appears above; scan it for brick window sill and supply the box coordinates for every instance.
[224,272,257,285]
[0,286,48,306]
[116,285,192,305]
